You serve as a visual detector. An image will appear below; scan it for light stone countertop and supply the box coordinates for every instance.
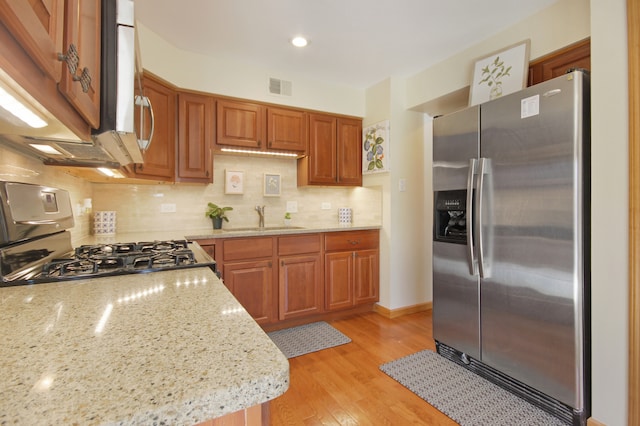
[0,268,289,425]
[72,224,381,246]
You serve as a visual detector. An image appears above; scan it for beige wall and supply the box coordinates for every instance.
[590,0,628,424]
[137,23,365,117]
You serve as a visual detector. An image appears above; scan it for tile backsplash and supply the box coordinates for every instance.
[92,155,382,234]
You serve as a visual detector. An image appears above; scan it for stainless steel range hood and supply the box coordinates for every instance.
[0,0,151,169]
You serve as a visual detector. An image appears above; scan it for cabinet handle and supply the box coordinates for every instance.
[281,260,284,266]
[348,239,360,245]
[268,141,272,148]
[268,261,272,268]
[258,140,262,148]
[135,95,155,152]
[58,44,80,75]
[73,67,92,93]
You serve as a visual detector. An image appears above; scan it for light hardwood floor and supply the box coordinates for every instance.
[268,310,457,425]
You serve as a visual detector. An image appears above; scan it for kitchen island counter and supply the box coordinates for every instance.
[0,267,289,425]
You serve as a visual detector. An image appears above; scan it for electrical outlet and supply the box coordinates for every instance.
[321,202,331,210]
[399,178,407,192]
[160,203,176,213]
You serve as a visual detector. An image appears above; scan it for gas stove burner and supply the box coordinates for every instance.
[38,240,202,280]
[43,258,100,278]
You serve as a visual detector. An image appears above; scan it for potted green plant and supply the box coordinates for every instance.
[206,202,233,229]
[284,212,292,227]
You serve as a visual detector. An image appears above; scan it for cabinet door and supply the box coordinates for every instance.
[307,113,337,184]
[325,251,354,311]
[354,249,379,305]
[337,118,362,186]
[279,254,323,320]
[177,92,213,182]
[267,107,307,153]
[528,38,590,86]
[58,0,101,128]
[224,260,275,325]
[132,75,176,180]
[0,0,64,82]
[216,99,266,149]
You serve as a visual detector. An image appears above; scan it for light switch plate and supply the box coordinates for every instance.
[321,202,331,210]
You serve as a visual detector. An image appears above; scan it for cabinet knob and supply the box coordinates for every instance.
[348,239,360,245]
[58,44,92,93]
[73,67,92,93]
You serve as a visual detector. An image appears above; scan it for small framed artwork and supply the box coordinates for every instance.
[363,120,390,174]
[469,39,530,106]
[263,173,281,197]
[224,170,244,194]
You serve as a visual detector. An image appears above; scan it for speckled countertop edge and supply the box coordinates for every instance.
[0,268,289,425]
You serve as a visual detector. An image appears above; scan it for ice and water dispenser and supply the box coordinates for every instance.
[434,190,468,244]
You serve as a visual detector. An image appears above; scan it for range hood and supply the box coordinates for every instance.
[0,0,152,169]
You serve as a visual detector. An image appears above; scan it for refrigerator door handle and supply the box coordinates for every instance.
[466,158,478,276]
[477,157,491,278]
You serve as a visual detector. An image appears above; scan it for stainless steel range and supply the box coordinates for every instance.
[0,182,216,286]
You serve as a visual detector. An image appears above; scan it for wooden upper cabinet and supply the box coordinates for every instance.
[177,91,214,183]
[298,113,362,186]
[267,107,308,152]
[215,99,266,149]
[304,113,338,185]
[528,38,590,87]
[58,0,101,128]
[131,74,176,181]
[0,0,64,82]
[337,117,363,186]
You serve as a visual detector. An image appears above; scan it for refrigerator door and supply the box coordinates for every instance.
[479,72,588,409]
[432,106,481,359]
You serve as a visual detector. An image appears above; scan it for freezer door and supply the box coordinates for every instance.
[432,106,481,359]
[479,72,588,409]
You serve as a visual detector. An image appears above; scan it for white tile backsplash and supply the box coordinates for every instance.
[93,155,382,233]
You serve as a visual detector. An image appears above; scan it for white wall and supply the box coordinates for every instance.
[589,0,629,424]
[137,23,365,117]
[406,0,591,111]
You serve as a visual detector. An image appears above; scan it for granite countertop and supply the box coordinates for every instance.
[186,223,381,240]
[72,224,381,246]
[0,268,289,425]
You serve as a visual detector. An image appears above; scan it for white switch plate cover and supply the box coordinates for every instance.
[160,203,176,213]
[286,201,298,213]
[399,178,407,192]
[321,202,332,210]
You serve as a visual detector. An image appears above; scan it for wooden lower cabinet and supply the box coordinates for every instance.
[325,230,380,312]
[278,233,323,320]
[223,259,275,324]
[325,249,379,311]
[201,229,378,327]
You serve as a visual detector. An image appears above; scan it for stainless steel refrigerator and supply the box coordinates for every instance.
[432,70,590,425]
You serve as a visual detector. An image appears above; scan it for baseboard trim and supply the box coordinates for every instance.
[374,302,432,319]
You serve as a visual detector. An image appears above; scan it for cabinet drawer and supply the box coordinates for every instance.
[222,237,273,261]
[324,230,379,252]
[278,234,321,255]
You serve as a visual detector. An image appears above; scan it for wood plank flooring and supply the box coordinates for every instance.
[268,310,457,425]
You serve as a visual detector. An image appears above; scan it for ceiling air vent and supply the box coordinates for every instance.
[269,77,292,96]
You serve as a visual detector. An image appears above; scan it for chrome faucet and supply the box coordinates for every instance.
[255,205,265,228]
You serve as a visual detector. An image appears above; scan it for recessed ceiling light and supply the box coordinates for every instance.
[291,36,308,48]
